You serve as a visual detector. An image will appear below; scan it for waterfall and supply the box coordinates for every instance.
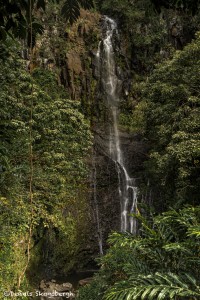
[97,16,138,233]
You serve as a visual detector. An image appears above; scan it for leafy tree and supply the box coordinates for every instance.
[0,42,92,293]
[0,0,94,45]
[0,0,45,45]
[142,32,200,209]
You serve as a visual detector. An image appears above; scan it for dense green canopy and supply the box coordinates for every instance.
[0,42,92,291]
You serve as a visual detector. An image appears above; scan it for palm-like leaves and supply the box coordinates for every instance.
[187,225,200,237]
[82,206,200,300]
[79,0,94,10]
[61,0,94,24]
[61,0,80,25]
[104,273,200,300]
[0,0,94,42]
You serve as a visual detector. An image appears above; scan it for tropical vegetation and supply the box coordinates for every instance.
[78,206,200,300]
[0,38,92,294]
[77,1,200,299]
[0,0,200,299]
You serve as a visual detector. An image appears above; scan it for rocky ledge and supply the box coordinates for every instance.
[39,280,75,299]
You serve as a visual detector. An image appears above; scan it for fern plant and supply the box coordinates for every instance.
[77,206,200,300]
[104,272,200,300]
[102,206,200,300]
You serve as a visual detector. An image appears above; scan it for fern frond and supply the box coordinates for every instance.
[104,272,200,300]
[187,225,200,238]
[61,0,80,25]
[61,0,94,25]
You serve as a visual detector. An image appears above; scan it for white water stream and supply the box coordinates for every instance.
[97,17,138,233]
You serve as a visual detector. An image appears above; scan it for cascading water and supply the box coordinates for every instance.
[97,16,138,234]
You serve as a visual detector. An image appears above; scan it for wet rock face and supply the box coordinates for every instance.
[169,15,196,50]
[169,17,184,50]
[88,137,121,251]
[120,132,147,177]
[94,146,121,230]
[90,127,147,247]
[60,10,101,100]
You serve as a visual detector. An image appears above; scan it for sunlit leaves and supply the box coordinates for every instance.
[0,46,92,290]
[78,206,200,300]
[104,272,200,300]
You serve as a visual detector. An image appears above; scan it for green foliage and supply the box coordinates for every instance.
[0,0,45,46]
[0,0,94,45]
[101,0,168,70]
[61,0,94,25]
[119,94,147,134]
[77,274,107,300]
[78,206,200,300]
[151,0,200,14]
[0,43,92,292]
[105,272,200,300]
[103,207,200,299]
[142,33,200,208]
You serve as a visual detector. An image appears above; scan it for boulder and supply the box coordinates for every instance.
[39,279,74,300]
[78,277,93,287]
